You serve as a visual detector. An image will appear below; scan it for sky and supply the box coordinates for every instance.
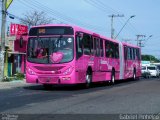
[1,0,160,58]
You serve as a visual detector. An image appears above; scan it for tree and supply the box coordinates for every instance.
[19,11,54,27]
[141,55,160,63]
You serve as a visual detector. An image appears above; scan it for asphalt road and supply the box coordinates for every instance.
[0,78,160,115]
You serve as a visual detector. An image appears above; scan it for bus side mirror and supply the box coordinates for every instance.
[20,37,23,48]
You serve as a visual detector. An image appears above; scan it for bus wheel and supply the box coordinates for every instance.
[85,70,92,88]
[43,84,53,90]
[110,70,115,85]
[133,69,136,80]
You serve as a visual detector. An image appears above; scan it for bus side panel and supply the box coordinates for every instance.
[106,58,120,80]
[92,71,107,82]
[136,60,142,77]
[75,56,86,84]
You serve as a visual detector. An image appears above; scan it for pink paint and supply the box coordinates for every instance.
[26,24,141,86]
[50,52,64,63]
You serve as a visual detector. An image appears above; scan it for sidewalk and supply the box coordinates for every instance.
[0,80,29,90]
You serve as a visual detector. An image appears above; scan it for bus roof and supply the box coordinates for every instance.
[31,24,95,35]
[122,42,140,48]
[31,24,138,47]
[100,35,120,44]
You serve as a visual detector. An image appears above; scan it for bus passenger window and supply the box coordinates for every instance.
[110,42,114,58]
[83,34,91,55]
[90,37,94,55]
[130,48,133,60]
[127,47,131,60]
[133,48,136,60]
[105,41,110,58]
[100,39,104,57]
[136,49,141,60]
[76,35,83,59]
[115,44,119,59]
[93,38,100,56]
[95,39,100,57]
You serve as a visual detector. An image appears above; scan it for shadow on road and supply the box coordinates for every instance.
[23,78,146,92]
[1,77,159,113]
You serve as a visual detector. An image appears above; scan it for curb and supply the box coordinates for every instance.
[0,80,27,90]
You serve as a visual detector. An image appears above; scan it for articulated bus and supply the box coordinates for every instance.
[26,24,141,88]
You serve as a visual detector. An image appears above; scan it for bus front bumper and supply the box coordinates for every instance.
[26,73,77,85]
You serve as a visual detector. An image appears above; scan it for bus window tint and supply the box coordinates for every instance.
[27,37,74,64]
[100,39,103,57]
[94,38,96,55]
[105,41,118,58]
[110,42,114,58]
[93,38,100,57]
[132,48,135,60]
[90,37,94,55]
[136,48,141,60]
[124,46,127,60]
[115,43,119,59]
[127,47,131,60]
[76,34,83,59]
[105,41,110,58]
[130,48,133,60]
[83,34,91,55]
[96,38,100,57]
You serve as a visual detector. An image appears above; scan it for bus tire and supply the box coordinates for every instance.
[43,84,53,90]
[85,70,92,88]
[110,70,115,85]
[133,69,136,80]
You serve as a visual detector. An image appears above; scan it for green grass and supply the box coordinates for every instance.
[2,73,25,82]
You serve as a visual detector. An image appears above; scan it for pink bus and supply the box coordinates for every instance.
[26,24,141,88]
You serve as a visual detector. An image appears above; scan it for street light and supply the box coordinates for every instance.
[144,35,153,46]
[115,15,135,39]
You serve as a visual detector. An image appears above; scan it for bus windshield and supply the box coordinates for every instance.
[27,36,74,64]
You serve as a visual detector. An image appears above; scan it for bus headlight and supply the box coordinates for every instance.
[27,67,36,75]
[63,67,73,75]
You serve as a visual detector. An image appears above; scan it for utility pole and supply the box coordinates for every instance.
[108,14,124,39]
[136,35,146,47]
[0,0,7,81]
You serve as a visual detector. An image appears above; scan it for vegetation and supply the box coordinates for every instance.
[14,73,25,80]
[19,10,54,27]
[141,55,160,63]
[2,73,25,82]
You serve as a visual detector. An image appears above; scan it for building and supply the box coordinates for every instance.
[5,35,28,77]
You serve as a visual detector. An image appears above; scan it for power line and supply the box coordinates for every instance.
[143,35,153,46]
[8,0,105,33]
[17,0,106,33]
[84,0,139,35]
[84,0,119,14]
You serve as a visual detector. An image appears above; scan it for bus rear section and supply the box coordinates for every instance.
[122,43,141,80]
